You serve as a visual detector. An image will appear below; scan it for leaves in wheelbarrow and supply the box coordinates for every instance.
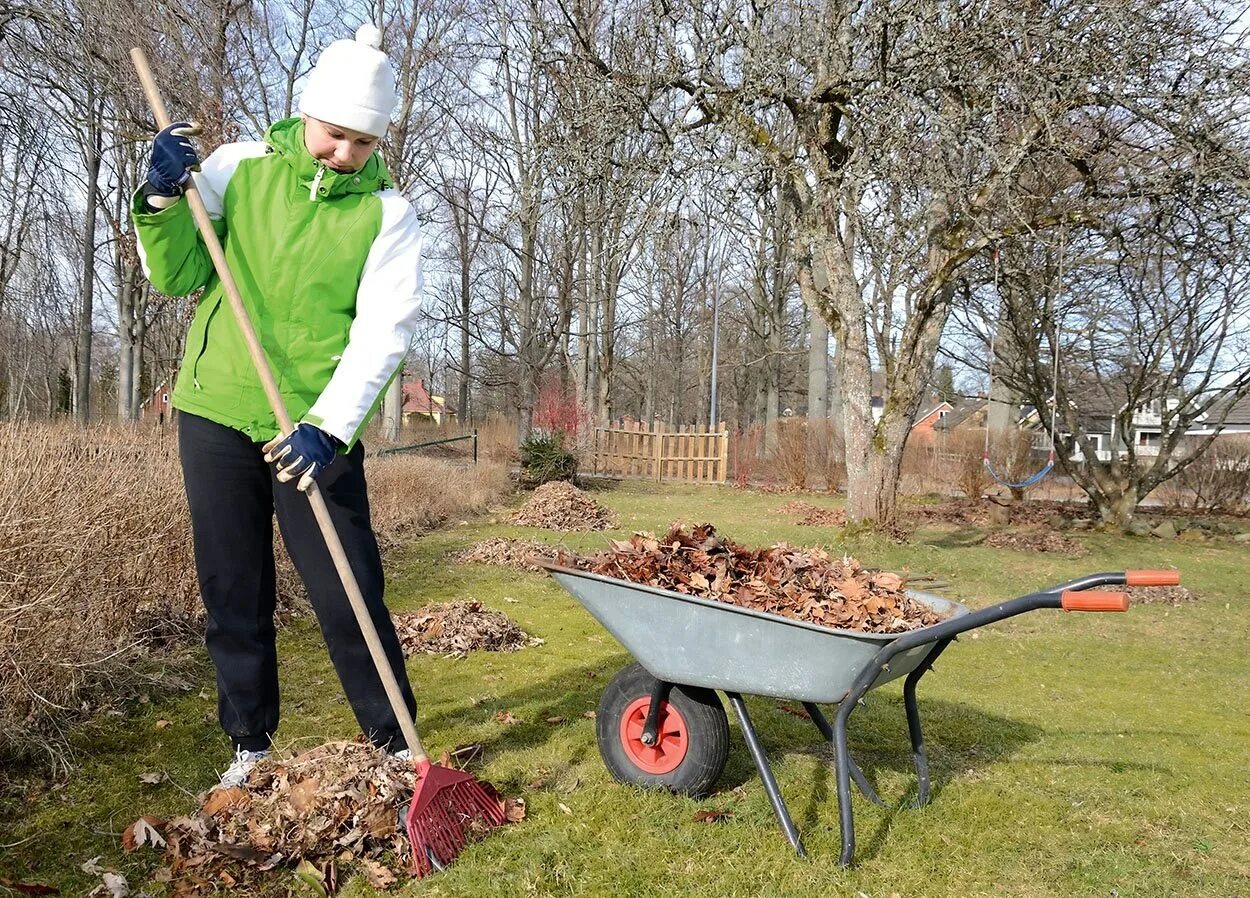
[561,523,945,633]
[144,741,521,893]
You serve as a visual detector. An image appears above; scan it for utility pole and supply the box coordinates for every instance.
[708,278,720,429]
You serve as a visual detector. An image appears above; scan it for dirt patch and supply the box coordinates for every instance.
[512,481,615,531]
[778,500,847,527]
[394,602,541,658]
[905,499,990,526]
[905,498,1091,528]
[982,530,1087,555]
[143,741,520,892]
[1128,585,1198,606]
[559,523,943,633]
[454,537,555,572]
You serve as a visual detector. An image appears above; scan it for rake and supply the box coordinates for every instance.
[130,48,506,876]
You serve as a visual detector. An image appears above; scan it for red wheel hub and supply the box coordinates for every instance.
[619,696,689,774]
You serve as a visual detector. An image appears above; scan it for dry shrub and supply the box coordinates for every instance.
[947,430,991,498]
[475,415,520,464]
[729,424,764,486]
[900,439,942,494]
[771,418,810,490]
[0,422,198,765]
[1168,437,1250,513]
[366,454,509,553]
[0,422,511,766]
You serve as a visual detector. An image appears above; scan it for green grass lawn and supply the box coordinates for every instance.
[3,482,1248,897]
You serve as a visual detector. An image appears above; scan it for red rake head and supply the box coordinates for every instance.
[406,758,507,877]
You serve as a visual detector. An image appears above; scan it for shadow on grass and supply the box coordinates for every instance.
[917,527,987,549]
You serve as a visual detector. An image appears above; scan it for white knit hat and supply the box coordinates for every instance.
[298,24,396,137]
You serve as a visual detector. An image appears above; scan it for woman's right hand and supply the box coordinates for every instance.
[146,122,202,196]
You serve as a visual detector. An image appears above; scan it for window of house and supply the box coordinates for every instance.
[1138,431,1160,447]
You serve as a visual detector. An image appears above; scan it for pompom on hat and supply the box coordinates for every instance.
[298,24,396,138]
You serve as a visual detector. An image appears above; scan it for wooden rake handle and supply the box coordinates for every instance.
[130,48,426,762]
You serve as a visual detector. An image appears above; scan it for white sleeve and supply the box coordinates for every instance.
[192,141,269,218]
[306,190,425,445]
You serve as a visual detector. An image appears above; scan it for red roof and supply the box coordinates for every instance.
[402,380,457,415]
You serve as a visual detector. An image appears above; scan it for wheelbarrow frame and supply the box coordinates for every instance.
[540,562,1178,866]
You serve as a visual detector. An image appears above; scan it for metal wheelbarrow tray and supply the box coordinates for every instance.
[540,562,1180,866]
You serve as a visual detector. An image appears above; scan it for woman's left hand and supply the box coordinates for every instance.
[263,423,342,492]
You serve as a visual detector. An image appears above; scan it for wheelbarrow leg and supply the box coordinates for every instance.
[803,703,883,807]
[903,638,952,809]
[726,692,806,858]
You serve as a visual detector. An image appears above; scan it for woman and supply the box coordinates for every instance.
[133,24,421,787]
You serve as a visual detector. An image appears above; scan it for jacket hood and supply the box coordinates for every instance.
[264,117,391,198]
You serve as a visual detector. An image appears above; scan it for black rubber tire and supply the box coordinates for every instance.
[596,662,729,798]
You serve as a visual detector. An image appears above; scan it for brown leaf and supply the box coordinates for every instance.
[358,802,396,839]
[874,572,905,592]
[202,786,249,818]
[137,771,166,785]
[121,816,167,852]
[155,719,172,730]
[359,858,397,890]
[693,809,734,823]
[503,797,527,823]
[494,710,521,725]
[778,704,812,720]
[545,716,565,725]
[558,802,572,815]
[288,777,320,815]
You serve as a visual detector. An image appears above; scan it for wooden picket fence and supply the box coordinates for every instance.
[589,420,729,484]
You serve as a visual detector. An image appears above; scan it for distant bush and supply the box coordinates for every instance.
[519,430,578,486]
[1169,436,1250,513]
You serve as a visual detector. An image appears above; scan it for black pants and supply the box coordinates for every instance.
[178,412,415,752]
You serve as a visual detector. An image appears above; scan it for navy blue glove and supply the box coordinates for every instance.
[146,122,202,196]
[262,423,342,492]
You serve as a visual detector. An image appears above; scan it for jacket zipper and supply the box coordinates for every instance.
[309,164,325,202]
[190,297,223,390]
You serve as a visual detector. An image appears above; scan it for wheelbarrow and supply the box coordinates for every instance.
[538,562,1180,865]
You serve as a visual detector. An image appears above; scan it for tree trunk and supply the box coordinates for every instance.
[381,374,402,441]
[74,89,100,426]
[806,308,829,488]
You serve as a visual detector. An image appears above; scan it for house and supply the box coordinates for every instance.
[867,390,955,439]
[1026,386,1250,463]
[932,397,990,434]
[402,379,457,425]
[140,377,173,425]
[910,399,954,437]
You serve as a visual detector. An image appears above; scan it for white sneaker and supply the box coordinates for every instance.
[218,749,269,789]
[389,748,412,762]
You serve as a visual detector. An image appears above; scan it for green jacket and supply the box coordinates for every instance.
[132,117,425,446]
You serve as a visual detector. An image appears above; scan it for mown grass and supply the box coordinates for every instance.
[2,482,1248,897]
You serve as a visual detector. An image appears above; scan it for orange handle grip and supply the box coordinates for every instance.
[1125,570,1180,587]
[1061,590,1129,612]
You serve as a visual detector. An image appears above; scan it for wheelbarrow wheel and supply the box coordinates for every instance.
[596,662,729,798]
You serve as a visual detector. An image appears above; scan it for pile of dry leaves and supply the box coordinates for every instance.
[983,529,1086,555]
[561,523,944,633]
[394,601,542,658]
[512,481,614,531]
[454,537,554,571]
[778,500,847,527]
[124,742,521,894]
[1128,585,1197,606]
